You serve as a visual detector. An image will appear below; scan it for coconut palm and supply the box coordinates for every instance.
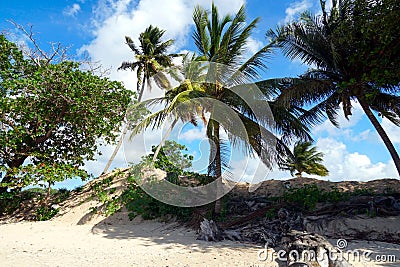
[192,4,274,214]
[102,25,177,174]
[269,0,400,175]
[119,25,178,101]
[280,141,329,177]
[131,4,316,215]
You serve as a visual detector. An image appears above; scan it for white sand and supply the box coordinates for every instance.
[1,216,399,267]
[0,219,263,267]
[0,172,399,267]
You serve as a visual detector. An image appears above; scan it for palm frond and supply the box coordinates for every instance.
[193,5,211,56]
[124,36,141,54]
[370,93,400,126]
[237,41,275,81]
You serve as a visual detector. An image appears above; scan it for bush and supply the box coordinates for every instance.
[122,182,193,221]
[36,205,59,221]
[282,184,350,211]
[0,192,20,214]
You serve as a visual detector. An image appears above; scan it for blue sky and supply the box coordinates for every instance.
[1,0,398,188]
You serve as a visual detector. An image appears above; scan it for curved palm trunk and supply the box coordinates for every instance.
[209,120,222,215]
[152,118,178,161]
[101,81,146,175]
[357,96,400,176]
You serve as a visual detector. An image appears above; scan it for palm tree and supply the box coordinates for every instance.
[102,25,177,175]
[131,4,316,215]
[269,0,400,175]
[280,141,329,177]
[191,4,275,214]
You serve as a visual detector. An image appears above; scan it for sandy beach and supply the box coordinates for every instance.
[1,214,399,267]
[0,219,262,267]
[1,174,400,267]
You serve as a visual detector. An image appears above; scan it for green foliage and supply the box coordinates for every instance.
[366,208,377,218]
[0,187,69,218]
[95,142,198,220]
[0,191,20,214]
[282,184,349,211]
[122,183,192,221]
[35,205,59,221]
[269,0,400,174]
[0,35,133,191]
[281,184,389,214]
[73,186,84,193]
[265,208,276,220]
[334,0,400,86]
[122,142,196,220]
[152,140,194,170]
[89,172,124,216]
[23,187,57,195]
[283,184,322,211]
[1,163,88,191]
[279,141,329,177]
[53,188,70,203]
[147,140,194,184]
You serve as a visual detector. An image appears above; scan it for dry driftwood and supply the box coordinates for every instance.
[197,215,354,266]
[282,231,353,267]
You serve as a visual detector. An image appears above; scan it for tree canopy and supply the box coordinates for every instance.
[279,141,329,177]
[267,0,400,175]
[0,35,133,191]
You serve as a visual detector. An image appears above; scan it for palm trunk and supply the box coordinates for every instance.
[357,96,400,176]
[152,118,178,161]
[212,121,223,215]
[101,81,146,175]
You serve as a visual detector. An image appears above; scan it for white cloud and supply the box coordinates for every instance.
[76,0,276,176]
[382,118,400,145]
[284,0,312,23]
[6,29,30,52]
[179,127,206,142]
[309,101,398,181]
[80,0,245,91]
[245,37,263,56]
[313,101,371,139]
[315,137,397,181]
[63,3,81,17]
[350,129,373,142]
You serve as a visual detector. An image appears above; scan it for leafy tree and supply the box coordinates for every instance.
[279,141,329,177]
[102,25,178,174]
[146,140,194,185]
[150,140,194,171]
[0,34,132,192]
[269,0,400,175]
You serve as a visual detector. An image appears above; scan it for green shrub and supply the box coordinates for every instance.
[283,184,323,211]
[74,185,84,192]
[0,192,20,214]
[36,205,59,221]
[122,181,193,221]
[54,188,71,203]
[282,184,351,211]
